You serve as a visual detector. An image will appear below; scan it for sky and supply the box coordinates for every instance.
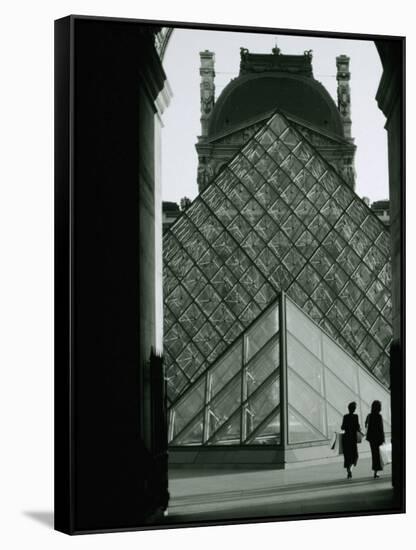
[161,28,389,205]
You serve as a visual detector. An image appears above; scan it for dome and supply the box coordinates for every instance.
[208,72,344,138]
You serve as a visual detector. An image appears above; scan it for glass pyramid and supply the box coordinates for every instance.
[163,110,392,443]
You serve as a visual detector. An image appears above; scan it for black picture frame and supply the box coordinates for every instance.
[55,14,405,535]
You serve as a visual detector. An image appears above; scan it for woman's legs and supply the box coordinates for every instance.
[370,442,382,477]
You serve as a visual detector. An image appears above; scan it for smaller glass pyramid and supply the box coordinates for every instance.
[168,293,391,447]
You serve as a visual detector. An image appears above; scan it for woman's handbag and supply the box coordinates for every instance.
[380,442,392,466]
[331,432,344,455]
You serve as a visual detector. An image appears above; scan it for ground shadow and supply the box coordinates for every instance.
[23,510,54,529]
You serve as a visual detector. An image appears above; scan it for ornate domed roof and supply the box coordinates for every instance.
[208,50,344,139]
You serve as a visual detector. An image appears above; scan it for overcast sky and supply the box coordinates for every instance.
[161,28,389,205]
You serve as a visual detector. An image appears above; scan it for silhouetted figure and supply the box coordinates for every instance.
[365,400,385,479]
[341,401,362,479]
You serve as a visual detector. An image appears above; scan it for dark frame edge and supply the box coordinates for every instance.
[54,15,75,535]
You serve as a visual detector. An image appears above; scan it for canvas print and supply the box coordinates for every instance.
[54,16,404,534]
[159,27,400,523]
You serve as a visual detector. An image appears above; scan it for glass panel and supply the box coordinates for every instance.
[256,152,277,179]
[333,184,353,210]
[295,197,318,225]
[224,320,244,345]
[211,265,236,298]
[270,263,293,291]
[255,183,278,209]
[286,298,322,359]
[195,284,222,316]
[245,375,280,436]
[227,214,252,243]
[256,247,278,276]
[322,333,359,392]
[254,215,278,242]
[240,301,262,326]
[193,322,221,357]
[225,247,251,278]
[241,198,265,227]
[267,112,288,136]
[182,265,208,299]
[178,302,206,337]
[287,333,324,394]
[224,283,250,316]
[324,368,358,414]
[288,407,325,444]
[226,180,251,210]
[358,369,391,424]
[212,232,237,261]
[288,368,327,436]
[206,374,242,439]
[319,169,339,195]
[247,409,280,445]
[295,230,319,259]
[209,343,242,399]
[171,413,203,445]
[176,342,205,380]
[287,281,309,308]
[240,264,265,297]
[326,403,344,438]
[164,323,189,358]
[165,363,189,403]
[171,378,205,439]
[357,335,382,369]
[297,264,321,295]
[280,126,301,150]
[210,302,236,334]
[198,248,221,279]
[293,167,316,194]
[267,230,291,258]
[346,199,368,226]
[197,213,222,241]
[245,303,279,362]
[282,248,307,277]
[241,230,266,260]
[246,341,279,396]
[307,184,330,210]
[208,410,241,445]
[370,315,392,349]
[305,156,326,180]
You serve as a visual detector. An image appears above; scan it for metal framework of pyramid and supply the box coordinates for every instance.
[163,111,392,446]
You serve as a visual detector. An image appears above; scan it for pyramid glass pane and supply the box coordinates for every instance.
[172,413,204,446]
[245,373,280,437]
[208,410,241,445]
[246,339,279,396]
[288,407,326,444]
[286,296,391,444]
[245,303,279,361]
[246,409,281,445]
[164,110,392,446]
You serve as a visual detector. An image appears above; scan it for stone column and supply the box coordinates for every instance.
[375,39,404,508]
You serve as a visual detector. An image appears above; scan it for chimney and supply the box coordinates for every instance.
[336,55,352,141]
[199,51,215,137]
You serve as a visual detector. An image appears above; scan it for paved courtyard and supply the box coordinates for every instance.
[163,456,393,524]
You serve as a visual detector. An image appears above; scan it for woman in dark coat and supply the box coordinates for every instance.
[341,401,362,479]
[365,400,385,478]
